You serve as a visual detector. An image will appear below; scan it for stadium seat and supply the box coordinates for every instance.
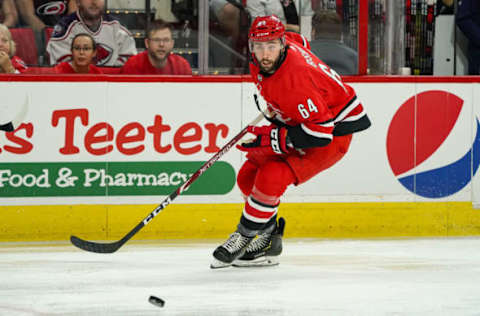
[9,28,38,65]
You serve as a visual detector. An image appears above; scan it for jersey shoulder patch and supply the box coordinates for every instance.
[51,12,79,38]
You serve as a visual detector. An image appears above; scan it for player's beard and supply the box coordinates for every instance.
[259,58,277,74]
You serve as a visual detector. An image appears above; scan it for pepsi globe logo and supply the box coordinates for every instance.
[386,90,480,198]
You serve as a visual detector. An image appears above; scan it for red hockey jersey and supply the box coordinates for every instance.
[53,61,103,74]
[11,56,28,73]
[250,32,370,148]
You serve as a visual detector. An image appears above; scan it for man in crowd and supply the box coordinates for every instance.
[310,9,357,75]
[121,19,191,75]
[47,0,136,66]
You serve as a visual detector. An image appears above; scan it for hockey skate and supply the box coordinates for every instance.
[233,217,285,267]
[210,232,254,269]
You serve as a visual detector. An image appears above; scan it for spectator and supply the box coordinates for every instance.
[47,0,137,66]
[456,0,480,75]
[0,0,18,28]
[0,24,27,73]
[54,33,101,73]
[16,0,77,31]
[309,9,357,75]
[211,0,242,38]
[209,0,251,73]
[246,0,313,33]
[121,19,191,75]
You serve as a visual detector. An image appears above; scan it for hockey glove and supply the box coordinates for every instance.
[237,125,291,155]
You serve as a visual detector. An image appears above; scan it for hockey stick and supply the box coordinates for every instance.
[0,95,29,132]
[70,113,264,253]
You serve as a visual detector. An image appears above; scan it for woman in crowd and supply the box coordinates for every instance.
[54,33,102,74]
[0,23,27,73]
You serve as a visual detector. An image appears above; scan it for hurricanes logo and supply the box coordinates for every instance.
[37,1,66,15]
[95,44,113,65]
[386,90,480,198]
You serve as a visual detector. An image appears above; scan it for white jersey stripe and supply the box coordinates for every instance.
[318,121,335,128]
[247,197,278,213]
[342,111,367,122]
[242,209,278,223]
[335,98,361,123]
[301,124,334,139]
[301,34,308,48]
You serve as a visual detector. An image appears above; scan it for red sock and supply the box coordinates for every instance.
[239,159,295,232]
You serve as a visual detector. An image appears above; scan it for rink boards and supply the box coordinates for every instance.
[1,76,480,241]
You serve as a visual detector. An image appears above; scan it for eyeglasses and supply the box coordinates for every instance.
[72,46,94,52]
[148,38,172,44]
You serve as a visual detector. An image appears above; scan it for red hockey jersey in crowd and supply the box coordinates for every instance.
[120,51,192,75]
[11,56,28,73]
[250,32,370,148]
[53,61,103,74]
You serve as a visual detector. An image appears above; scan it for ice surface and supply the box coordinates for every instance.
[1,238,480,315]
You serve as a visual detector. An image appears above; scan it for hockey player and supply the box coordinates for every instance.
[211,15,371,268]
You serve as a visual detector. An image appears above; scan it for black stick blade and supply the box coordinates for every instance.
[70,235,122,254]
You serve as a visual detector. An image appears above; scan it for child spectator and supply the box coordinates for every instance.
[121,19,191,75]
[0,23,27,73]
[53,33,101,73]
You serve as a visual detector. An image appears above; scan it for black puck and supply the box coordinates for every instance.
[148,295,165,307]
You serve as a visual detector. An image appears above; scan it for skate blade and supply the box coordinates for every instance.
[210,258,232,269]
[232,256,279,268]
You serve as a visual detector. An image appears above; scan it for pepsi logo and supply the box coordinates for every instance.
[386,90,480,198]
[36,1,66,16]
